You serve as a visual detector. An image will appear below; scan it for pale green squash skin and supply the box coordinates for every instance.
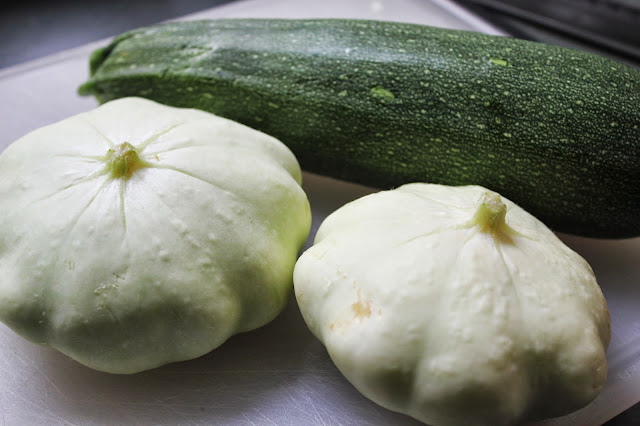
[294,183,610,425]
[0,97,311,374]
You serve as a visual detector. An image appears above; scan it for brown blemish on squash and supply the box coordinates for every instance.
[351,290,372,320]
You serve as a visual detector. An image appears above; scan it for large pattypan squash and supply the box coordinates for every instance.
[294,183,610,426]
[0,97,311,374]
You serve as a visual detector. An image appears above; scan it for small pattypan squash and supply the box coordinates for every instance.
[294,183,610,426]
[0,97,311,374]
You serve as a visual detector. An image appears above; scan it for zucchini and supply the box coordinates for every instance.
[78,19,640,238]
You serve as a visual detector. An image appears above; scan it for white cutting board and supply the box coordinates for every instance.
[0,0,638,425]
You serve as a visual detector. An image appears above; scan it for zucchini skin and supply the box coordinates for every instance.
[78,19,640,238]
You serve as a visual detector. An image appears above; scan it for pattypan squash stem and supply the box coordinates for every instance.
[106,142,147,179]
[473,192,509,235]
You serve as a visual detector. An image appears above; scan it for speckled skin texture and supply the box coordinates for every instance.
[79,19,640,238]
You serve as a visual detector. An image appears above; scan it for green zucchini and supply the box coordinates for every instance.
[78,19,640,238]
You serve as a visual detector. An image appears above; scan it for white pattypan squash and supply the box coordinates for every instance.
[294,183,610,426]
[0,97,311,374]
